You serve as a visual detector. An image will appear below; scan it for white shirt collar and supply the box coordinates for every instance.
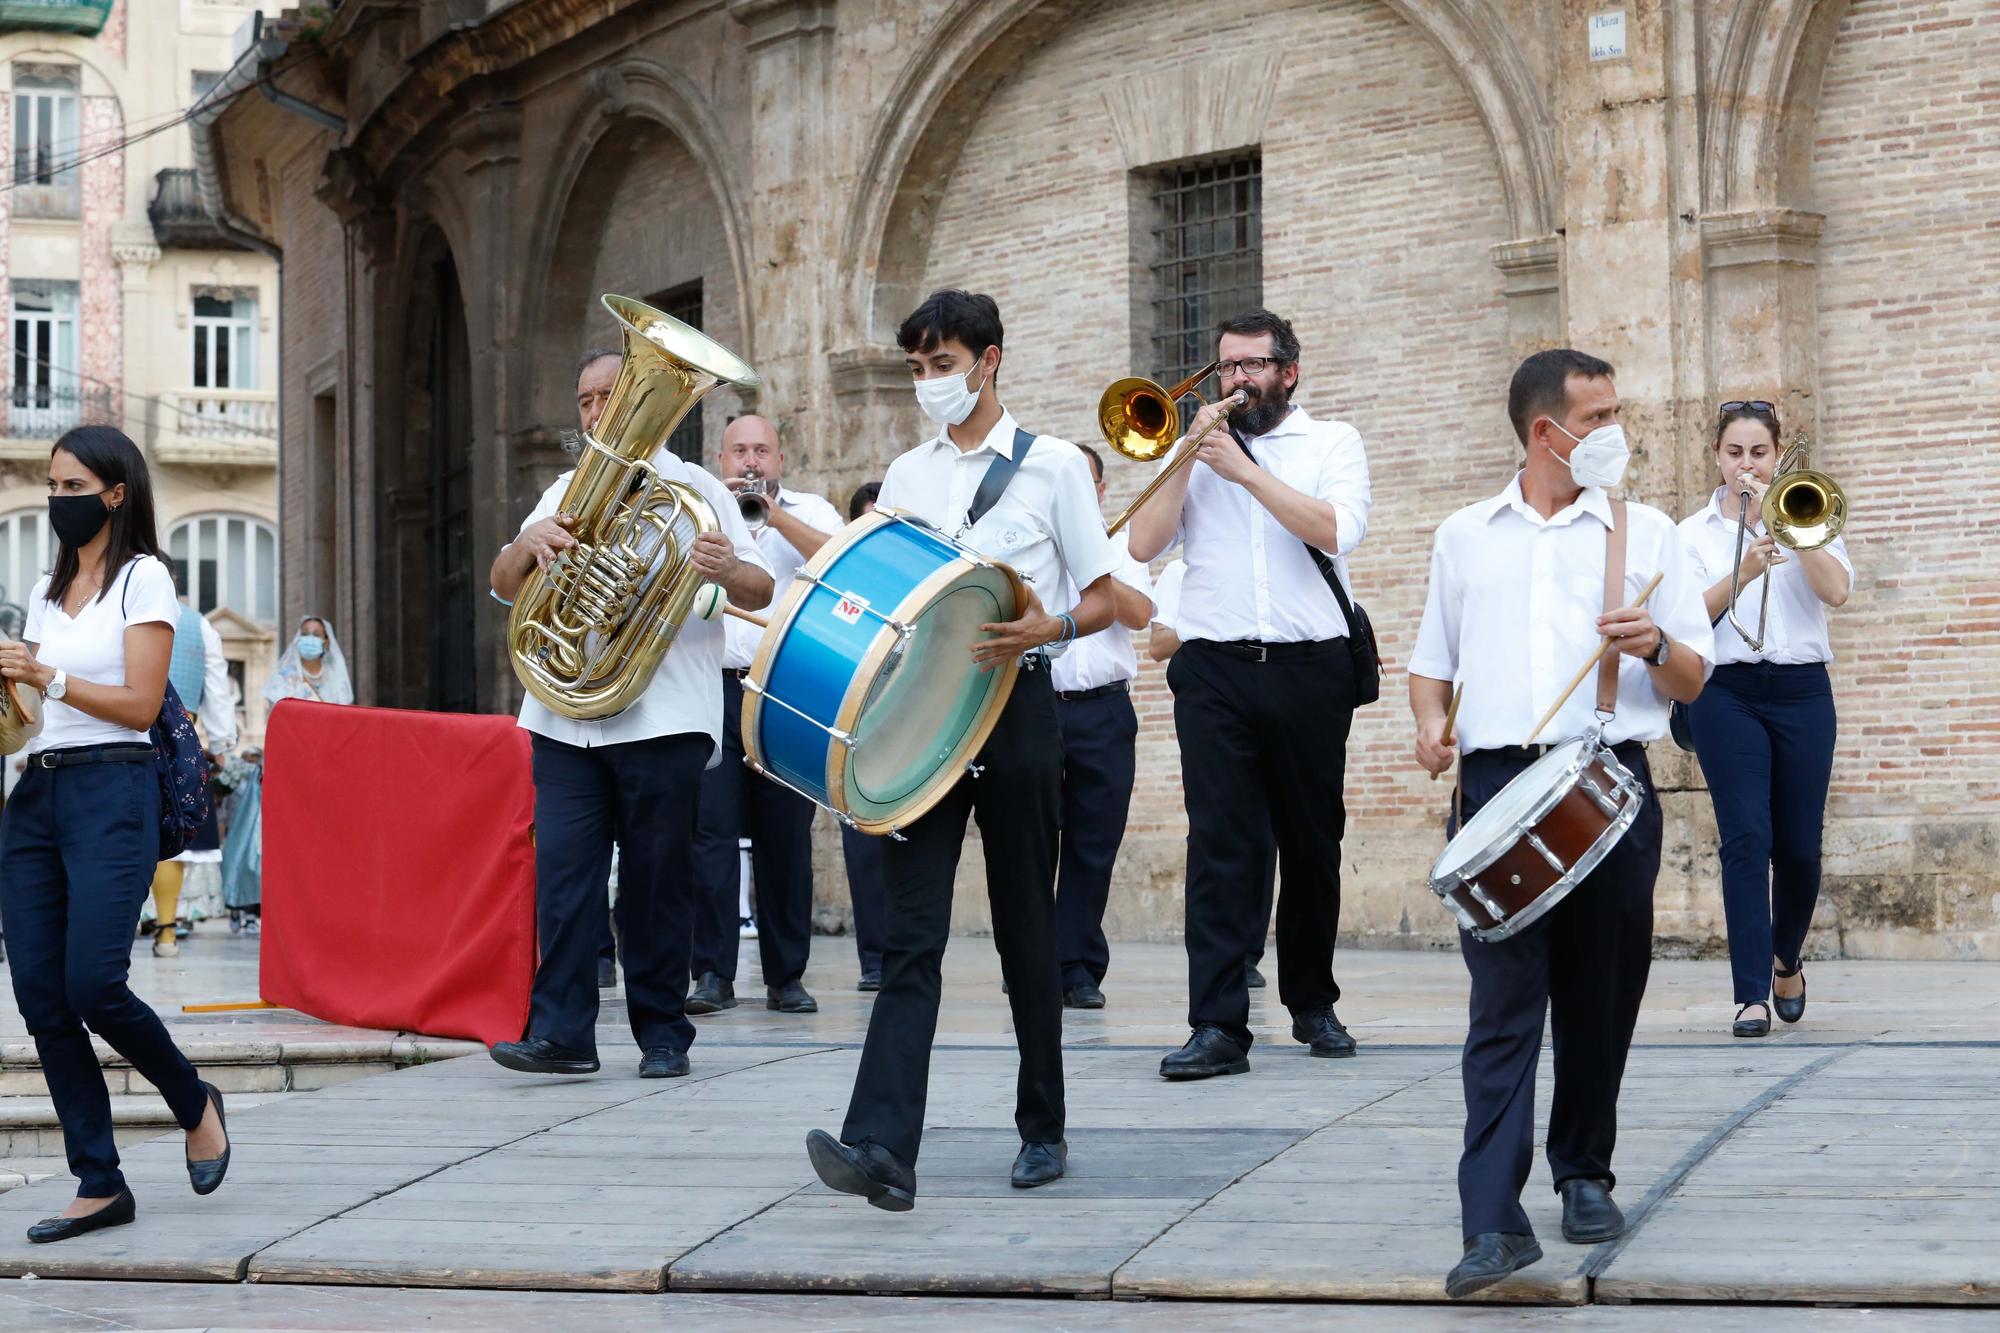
[1477,471,1616,530]
[1701,485,1761,531]
[1243,403,1314,443]
[925,406,1024,460]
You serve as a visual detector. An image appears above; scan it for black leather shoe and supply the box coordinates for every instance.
[1559,1177,1624,1243]
[1291,1006,1357,1058]
[1011,1140,1066,1188]
[686,972,736,1015]
[28,1189,135,1244]
[1773,962,1806,1023]
[490,1037,600,1075]
[597,957,617,989]
[768,981,819,1013]
[638,1046,689,1079]
[1246,963,1267,990]
[1063,981,1105,1010]
[1159,1025,1250,1080]
[186,1081,230,1196]
[1732,1002,1771,1038]
[857,969,882,992]
[805,1129,915,1212]
[1445,1232,1543,1297]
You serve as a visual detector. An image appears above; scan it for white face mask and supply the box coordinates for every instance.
[913,355,990,427]
[1546,420,1630,489]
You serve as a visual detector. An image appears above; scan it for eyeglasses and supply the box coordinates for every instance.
[1217,357,1285,377]
[1719,400,1776,415]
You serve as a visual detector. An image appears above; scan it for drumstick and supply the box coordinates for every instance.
[1429,683,1464,782]
[1523,571,1666,745]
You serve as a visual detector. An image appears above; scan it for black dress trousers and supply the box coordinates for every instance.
[1054,687,1139,988]
[840,825,888,977]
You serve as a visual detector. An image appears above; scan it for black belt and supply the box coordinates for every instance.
[723,667,750,680]
[1472,739,1649,765]
[1057,680,1130,702]
[1196,638,1334,663]
[32,743,153,771]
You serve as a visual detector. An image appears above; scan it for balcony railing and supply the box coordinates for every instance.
[4,384,116,440]
[149,168,245,250]
[154,388,277,466]
[0,1,113,36]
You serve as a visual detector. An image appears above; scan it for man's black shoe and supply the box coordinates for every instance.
[1159,1025,1250,1080]
[1291,1006,1357,1058]
[686,972,736,1015]
[1011,1140,1066,1188]
[490,1037,599,1075]
[805,1129,915,1212]
[1246,963,1267,989]
[768,981,819,1013]
[638,1046,690,1079]
[597,957,617,989]
[1559,1178,1625,1243]
[857,969,882,992]
[1063,981,1105,1009]
[1445,1232,1543,1298]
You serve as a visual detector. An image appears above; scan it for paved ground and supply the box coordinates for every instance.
[0,933,1993,1329]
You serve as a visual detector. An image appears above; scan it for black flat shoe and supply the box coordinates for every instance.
[686,972,736,1015]
[1773,962,1806,1023]
[186,1081,230,1196]
[1245,963,1267,990]
[1558,1177,1624,1243]
[857,970,882,992]
[805,1129,915,1212]
[1445,1231,1542,1298]
[1063,981,1105,1010]
[1290,1006,1358,1058]
[490,1037,600,1074]
[1732,1002,1771,1039]
[1010,1140,1066,1188]
[638,1046,689,1079]
[28,1190,135,1244]
[1159,1025,1250,1080]
[768,981,818,1013]
[597,957,618,989]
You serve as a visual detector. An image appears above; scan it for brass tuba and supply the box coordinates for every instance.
[1726,433,1848,652]
[508,295,762,720]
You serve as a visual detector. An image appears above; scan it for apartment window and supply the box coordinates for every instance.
[168,513,277,624]
[649,281,704,463]
[10,279,81,437]
[192,291,257,390]
[11,64,81,218]
[1147,153,1263,411]
[0,508,56,636]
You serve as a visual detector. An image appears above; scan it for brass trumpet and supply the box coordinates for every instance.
[1098,362,1246,537]
[1727,434,1847,652]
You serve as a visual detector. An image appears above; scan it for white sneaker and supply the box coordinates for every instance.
[739,917,758,939]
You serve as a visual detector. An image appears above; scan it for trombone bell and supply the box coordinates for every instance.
[1764,470,1845,551]
[1096,361,1217,463]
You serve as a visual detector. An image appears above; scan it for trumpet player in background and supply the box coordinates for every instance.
[1678,401,1851,1039]
[687,414,844,1018]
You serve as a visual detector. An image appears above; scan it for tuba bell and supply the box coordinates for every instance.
[1726,433,1848,652]
[507,294,762,720]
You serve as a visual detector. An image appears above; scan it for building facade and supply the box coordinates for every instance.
[0,0,283,744]
[202,0,1997,957]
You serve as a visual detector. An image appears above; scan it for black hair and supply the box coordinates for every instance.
[1714,401,1781,448]
[1216,308,1302,370]
[1507,348,1617,446]
[846,481,881,523]
[896,289,1003,361]
[1075,441,1104,483]
[575,346,621,379]
[45,425,170,607]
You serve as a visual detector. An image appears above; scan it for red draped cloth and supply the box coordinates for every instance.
[260,701,535,1046]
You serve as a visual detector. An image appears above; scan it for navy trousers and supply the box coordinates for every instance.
[690,673,816,989]
[0,758,208,1197]
[527,731,709,1056]
[1454,743,1661,1239]
[840,826,887,977]
[1688,662,1837,1004]
[1054,688,1138,988]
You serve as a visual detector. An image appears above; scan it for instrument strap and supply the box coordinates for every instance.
[964,427,1037,531]
[1598,498,1628,719]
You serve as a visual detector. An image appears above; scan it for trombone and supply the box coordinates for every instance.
[1098,361,1246,537]
[1727,434,1847,652]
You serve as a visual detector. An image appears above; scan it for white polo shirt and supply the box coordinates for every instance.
[1408,474,1715,752]
[511,448,770,754]
[1168,405,1371,643]
[722,486,844,670]
[1051,532,1153,693]
[1678,487,1852,667]
[24,554,179,753]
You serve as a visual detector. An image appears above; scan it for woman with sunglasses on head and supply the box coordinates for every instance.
[1677,401,1852,1038]
[0,426,231,1243]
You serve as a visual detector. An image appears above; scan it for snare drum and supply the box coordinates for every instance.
[740,509,1026,836]
[1428,733,1645,942]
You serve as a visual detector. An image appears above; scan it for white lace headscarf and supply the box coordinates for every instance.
[263,614,354,706]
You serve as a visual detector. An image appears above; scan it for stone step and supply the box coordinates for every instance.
[0,1157,65,1195]
[0,1092,292,1159]
[0,1034,480,1099]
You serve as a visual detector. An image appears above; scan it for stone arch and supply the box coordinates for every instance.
[1704,0,1854,214]
[837,0,1556,347]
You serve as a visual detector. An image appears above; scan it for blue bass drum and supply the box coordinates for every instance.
[741,509,1025,836]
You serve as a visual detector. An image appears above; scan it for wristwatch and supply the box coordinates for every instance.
[1648,633,1672,668]
[46,669,66,701]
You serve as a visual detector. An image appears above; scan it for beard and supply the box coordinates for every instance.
[1228,380,1292,437]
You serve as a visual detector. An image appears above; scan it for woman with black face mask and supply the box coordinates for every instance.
[0,425,231,1243]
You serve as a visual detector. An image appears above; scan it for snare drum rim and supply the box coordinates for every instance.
[1466,746,1645,943]
[1426,736,1597,893]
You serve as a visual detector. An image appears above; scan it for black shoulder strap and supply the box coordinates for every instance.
[965,427,1035,529]
[1227,425,1358,626]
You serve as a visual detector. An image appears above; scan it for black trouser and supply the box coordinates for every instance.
[1454,743,1661,1239]
[1055,687,1138,988]
[1248,826,1276,969]
[841,826,888,976]
[690,672,816,989]
[1169,638,1355,1050]
[1,753,208,1197]
[527,731,709,1056]
[595,844,617,969]
[1688,663,1837,1004]
[840,667,1065,1165]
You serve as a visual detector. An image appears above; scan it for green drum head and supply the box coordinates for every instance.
[841,565,1016,823]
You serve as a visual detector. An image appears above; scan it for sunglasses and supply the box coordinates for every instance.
[1719,400,1776,415]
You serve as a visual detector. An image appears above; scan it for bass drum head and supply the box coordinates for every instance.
[838,561,1019,829]
[1430,736,1590,883]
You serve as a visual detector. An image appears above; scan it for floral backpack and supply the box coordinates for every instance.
[123,563,214,858]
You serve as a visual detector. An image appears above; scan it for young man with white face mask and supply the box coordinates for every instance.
[1406,348,1711,1298]
[804,288,1122,1209]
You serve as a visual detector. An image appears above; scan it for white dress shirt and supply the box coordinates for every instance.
[877,407,1120,607]
[1408,474,1715,751]
[512,448,770,755]
[194,613,237,751]
[722,486,844,669]
[1051,532,1153,692]
[1168,405,1371,643]
[1150,559,1186,630]
[1679,487,1852,667]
